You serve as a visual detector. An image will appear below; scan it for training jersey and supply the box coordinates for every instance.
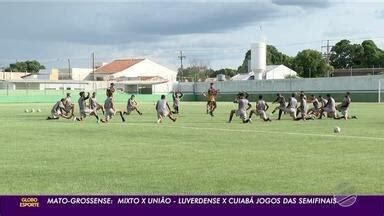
[52,101,65,113]
[89,97,97,109]
[287,97,297,109]
[238,98,249,111]
[64,97,73,108]
[325,97,336,110]
[173,93,183,106]
[277,96,286,107]
[156,99,168,112]
[127,98,137,108]
[207,88,217,101]
[312,98,320,109]
[341,96,351,108]
[320,98,328,107]
[104,97,113,110]
[256,100,266,111]
[78,97,87,112]
[299,98,307,110]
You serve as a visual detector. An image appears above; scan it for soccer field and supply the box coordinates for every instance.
[0,102,383,194]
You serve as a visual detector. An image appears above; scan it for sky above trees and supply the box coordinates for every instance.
[0,0,383,70]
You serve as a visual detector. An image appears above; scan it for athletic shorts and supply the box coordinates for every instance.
[105,108,115,119]
[256,110,267,119]
[126,106,135,114]
[157,110,169,119]
[80,108,93,118]
[51,110,61,118]
[323,107,336,114]
[340,108,349,116]
[284,108,297,118]
[235,109,247,120]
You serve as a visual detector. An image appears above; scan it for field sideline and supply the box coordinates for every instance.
[0,102,383,194]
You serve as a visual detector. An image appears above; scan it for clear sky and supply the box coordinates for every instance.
[0,0,383,70]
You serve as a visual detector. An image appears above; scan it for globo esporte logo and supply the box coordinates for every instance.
[19,197,40,208]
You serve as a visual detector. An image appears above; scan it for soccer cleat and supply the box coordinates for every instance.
[248,118,252,123]
[351,115,358,119]
[228,120,232,123]
[210,111,214,117]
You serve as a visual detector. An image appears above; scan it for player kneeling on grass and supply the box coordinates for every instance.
[63,93,75,117]
[295,93,315,121]
[47,98,73,120]
[77,91,99,122]
[249,95,271,122]
[307,94,321,117]
[228,92,252,123]
[124,95,142,116]
[319,94,338,119]
[89,92,104,115]
[156,95,176,124]
[335,92,357,120]
[101,90,125,123]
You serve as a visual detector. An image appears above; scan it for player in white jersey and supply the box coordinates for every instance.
[156,95,176,123]
[124,95,142,115]
[335,92,357,120]
[228,92,252,123]
[101,90,125,123]
[172,91,184,114]
[89,92,104,115]
[47,98,73,120]
[249,95,271,122]
[294,93,314,121]
[284,93,298,119]
[319,94,336,119]
[63,93,75,117]
[77,91,100,122]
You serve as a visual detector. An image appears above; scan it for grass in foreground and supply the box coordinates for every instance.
[0,102,383,194]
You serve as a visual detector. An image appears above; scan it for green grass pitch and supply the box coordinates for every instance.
[0,101,383,194]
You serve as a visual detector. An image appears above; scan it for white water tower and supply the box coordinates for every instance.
[251,42,267,80]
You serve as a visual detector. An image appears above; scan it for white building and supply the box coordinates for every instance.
[93,58,177,82]
[93,58,177,94]
[231,65,298,81]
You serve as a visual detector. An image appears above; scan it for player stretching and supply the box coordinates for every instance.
[89,92,104,115]
[295,93,314,120]
[318,94,336,119]
[156,95,176,124]
[228,92,252,123]
[249,95,271,122]
[172,91,184,114]
[63,93,75,117]
[307,94,321,117]
[202,82,218,116]
[284,93,298,120]
[335,92,357,120]
[124,95,142,116]
[47,98,73,120]
[78,91,100,122]
[271,93,286,120]
[101,89,125,123]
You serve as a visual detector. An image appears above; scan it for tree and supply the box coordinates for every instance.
[208,68,237,78]
[292,49,332,78]
[330,39,384,68]
[5,60,45,73]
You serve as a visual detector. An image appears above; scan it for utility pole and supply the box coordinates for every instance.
[92,52,95,90]
[322,40,334,77]
[178,51,186,82]
[68,58,72,80]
